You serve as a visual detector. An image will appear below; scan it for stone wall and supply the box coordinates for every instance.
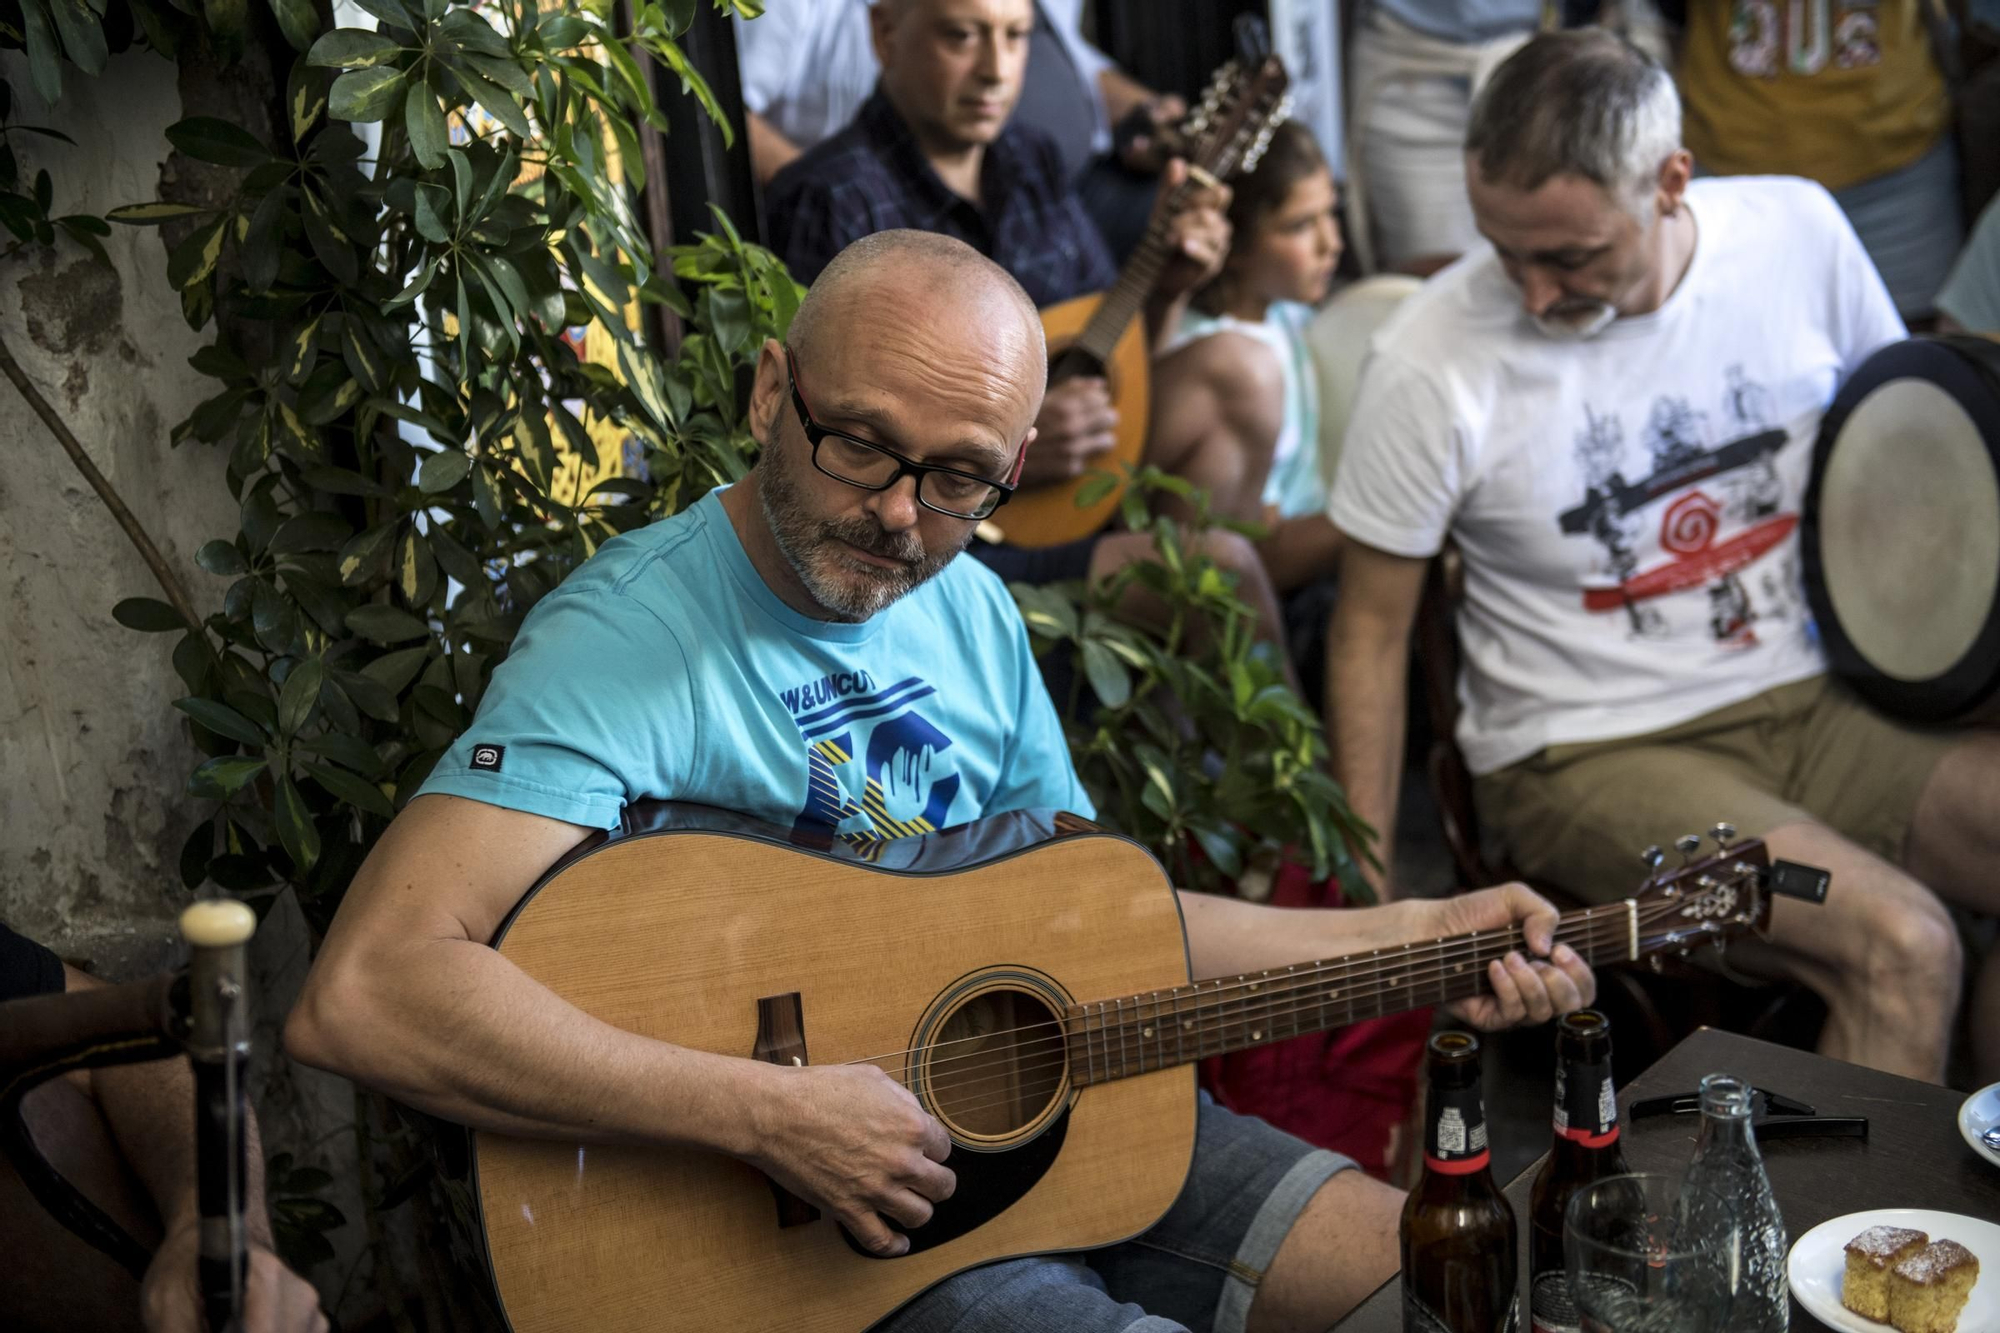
[0,50,237,975]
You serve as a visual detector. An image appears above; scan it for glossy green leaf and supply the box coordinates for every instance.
[47,0,109,75]
[191,754,269,797]
[404,82,448,170]
[328,66,404,122]
[269,0,321,52]
[307,28,399,67]
[411,182,451,243]
[444,64,530,139]
[106,201,212,225]
[345,603,431,643]
[273,773,321,872]
[278,657,324,736]
[1080,638,1132,708]
[166,116,270,167]
[20,0,63,104]
[416,448,471,493]
[305,761,394,818]
[359,645,429,694]
[166,216,226,290]
[195,539,248,576]
[113,597,188,632]
[175,698,267,747]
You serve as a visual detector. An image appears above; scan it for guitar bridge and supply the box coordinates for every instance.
[753,993,820,1230]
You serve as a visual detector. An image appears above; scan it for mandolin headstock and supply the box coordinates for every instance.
[1178,22,1290,182]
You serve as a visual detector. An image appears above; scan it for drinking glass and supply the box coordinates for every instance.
[1565,1172,1738,1333]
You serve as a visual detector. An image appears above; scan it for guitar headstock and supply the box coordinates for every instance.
[1179,29,1290,182]
[1625,823,1775,962]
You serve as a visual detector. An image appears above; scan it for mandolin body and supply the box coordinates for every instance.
[993,290,1152,549]
[472,804,1197,1333]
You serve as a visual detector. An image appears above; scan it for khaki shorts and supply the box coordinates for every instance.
[1473,676,1958,904]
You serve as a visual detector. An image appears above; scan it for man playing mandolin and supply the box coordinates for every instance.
[287,231,1594,1331]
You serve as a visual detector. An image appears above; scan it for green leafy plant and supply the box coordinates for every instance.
[1012,470,1374,900]
[78,0,782,932]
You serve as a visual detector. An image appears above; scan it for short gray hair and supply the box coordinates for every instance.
[1465,29,1681,218]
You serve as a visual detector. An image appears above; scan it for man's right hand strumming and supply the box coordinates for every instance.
[748,1062,956,1257]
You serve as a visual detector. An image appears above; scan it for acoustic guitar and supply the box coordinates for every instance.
[471,802,1820,1332]
[994,43,1292,549]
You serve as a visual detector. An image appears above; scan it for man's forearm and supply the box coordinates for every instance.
[93,1048,270,1243]
[286,937,778,1160]
[1178,889,1426,980]
[1326,618,1410,897]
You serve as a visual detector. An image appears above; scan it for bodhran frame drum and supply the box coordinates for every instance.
[1802,335,2000,722]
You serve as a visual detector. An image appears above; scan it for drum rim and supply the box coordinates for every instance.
[1803,336,2000,722]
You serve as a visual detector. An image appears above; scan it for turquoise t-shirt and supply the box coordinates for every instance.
[419,489,1094,842]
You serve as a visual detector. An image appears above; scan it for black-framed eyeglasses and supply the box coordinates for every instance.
[784,345,1017,521]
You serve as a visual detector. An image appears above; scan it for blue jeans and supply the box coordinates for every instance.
[1834,137,1965,320]
[877,1094,1355,1333]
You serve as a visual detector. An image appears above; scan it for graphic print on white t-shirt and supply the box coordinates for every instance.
[1559,362,1805,648]
[1327,176,1907,775]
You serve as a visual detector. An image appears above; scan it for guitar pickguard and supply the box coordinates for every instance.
[844,1103,1072,1260]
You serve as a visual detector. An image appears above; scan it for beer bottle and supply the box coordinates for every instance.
[1402,1030,1519,1333]
[1527,1011,1629,1333]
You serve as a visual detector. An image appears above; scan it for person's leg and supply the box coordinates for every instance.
[1087,1095,1385,1333]
[1895,729,2000,1078]
[877,1254,1189,1333]
[1476,693,1961,1081]
[1146,334,1287,528]
[1347,13,1482,273]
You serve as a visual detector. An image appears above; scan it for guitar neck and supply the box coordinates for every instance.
[1065,903,1642,1088]
[1064,190,1186,366]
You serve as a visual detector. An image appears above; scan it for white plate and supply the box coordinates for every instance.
[1788,1208,1998,1333]
[1962,1083,2000,1171]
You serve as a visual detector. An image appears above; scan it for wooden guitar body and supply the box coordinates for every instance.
[473,805,1196,1333]
[994,294,1151,550]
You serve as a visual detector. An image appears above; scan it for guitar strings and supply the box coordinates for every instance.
[854,902,1683,1093]
[921,923,1651,1125]
[852,898,1691,1085]
[837,901,1643,1076]
[907,912,1659,1110]
[870,902,1698,1108]
[917,912,1684,1124]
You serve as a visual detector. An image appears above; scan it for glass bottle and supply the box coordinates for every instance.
[1678,1072,1787,1331]
[1402,1030,1520,1332]
[1528,1010,1630,1333]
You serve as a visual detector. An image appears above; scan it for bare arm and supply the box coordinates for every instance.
[1096,65,1157,128]
[746,111,802,186]
[285,793,955,1257]
[285,794,775,1152]
[1325,539,1430,899]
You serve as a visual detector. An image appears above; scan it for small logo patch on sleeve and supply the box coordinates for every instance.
[470,744,505,772]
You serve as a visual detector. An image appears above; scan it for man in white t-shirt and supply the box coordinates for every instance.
[1327,29,2000,1084]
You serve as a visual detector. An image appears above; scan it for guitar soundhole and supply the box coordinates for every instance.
[924,987,1068,1143]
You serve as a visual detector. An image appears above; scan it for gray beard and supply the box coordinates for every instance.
[756,456,964,621]
[1532,299,1618,341]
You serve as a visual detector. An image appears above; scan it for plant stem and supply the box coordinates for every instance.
[0,329,204,633]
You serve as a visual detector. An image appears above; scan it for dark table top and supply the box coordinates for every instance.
[1333,1027,2000,1331]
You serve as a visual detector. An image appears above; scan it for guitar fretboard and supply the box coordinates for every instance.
[1063,906,1636,1087]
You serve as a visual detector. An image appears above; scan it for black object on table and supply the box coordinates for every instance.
[1332,1027,2000,1332]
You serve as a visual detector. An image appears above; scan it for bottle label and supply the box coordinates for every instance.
[1552,1057,1618,1146]
[1530,1268,1581,1333]
[1425,1082,1491,1174]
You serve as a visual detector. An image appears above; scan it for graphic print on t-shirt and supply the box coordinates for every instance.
[1727,1,1883,79]
[781,670,962,848]
[1558,364,1804,646]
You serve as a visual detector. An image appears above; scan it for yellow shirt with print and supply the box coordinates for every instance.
[1680,0,1948,192]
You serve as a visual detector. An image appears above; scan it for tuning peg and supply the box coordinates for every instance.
[1675,834,1702,863]
[1640,845,1665,872]
[1710,822,1737,847]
